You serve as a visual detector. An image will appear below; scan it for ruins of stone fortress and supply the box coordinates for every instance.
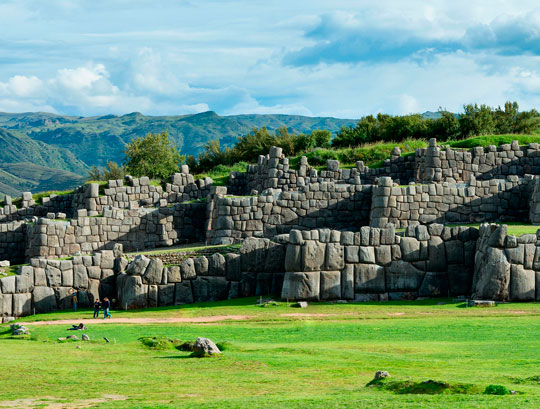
[2,137,540,318]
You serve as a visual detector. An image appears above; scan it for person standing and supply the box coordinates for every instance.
[93,298,101,318]
[71,289,78,312]
[102,297,111,319]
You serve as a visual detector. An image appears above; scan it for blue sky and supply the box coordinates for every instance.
[1,0,540,118]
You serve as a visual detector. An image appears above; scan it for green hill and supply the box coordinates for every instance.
[0,111,356,167]
[0,111,356,196]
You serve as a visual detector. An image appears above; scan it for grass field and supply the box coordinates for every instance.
[3,298,540,408]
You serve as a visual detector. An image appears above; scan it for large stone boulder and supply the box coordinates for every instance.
[175,281,194,305]
[418,272,449,297]
[281,271,320,301]
[126,255,151,276]
[302,241,325,271]
[386,261,425,292]
[510,265,535,301]
[192,277,229,302]
[143,258,164,284]
[193,337,221,356]
[32,286,57,313]
[116,274,148,309]
[320,271,341,300]
[472,247,510,300]
[355,264,385,293]
[325,243,344,270]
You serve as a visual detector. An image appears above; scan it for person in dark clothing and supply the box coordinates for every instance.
[71,289,78,312]
[102,298,111,319]
[93,299,101,318]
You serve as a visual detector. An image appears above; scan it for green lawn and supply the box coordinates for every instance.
[3,298,540,408]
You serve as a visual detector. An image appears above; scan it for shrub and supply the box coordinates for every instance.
[484,384,511,395]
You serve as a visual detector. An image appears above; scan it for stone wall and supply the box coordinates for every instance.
[206,182,372,244]
[0,247,123,318]
[472,224,540,301]
[417,139,540,183]
[73,172,212,215]
[370,175,533,228]
[24,203,206,260]
[0,221,28,264]
[228,147,416,195]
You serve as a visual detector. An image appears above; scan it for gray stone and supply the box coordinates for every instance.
[427,236,446,271]
[400,237,420,262]
[355,264,385,293]
[0,294,12,316]
[447,264,472,295]
[126,255,151,276]
[194,256,209,276]
[143,258,163,285]
[386,261,425,292]
[341,265,354,300]
[175,281,194,304]
[445,240,464,264]
[192,276,229,302]
[73,265,88,289]
[32,286,57,313]
[510,265,535,301]
[209,253,226,276]
[358,246,376,264]
[193,337,221,355]
[181,258,197,280]
[45,266,62,287]
[0,276,15,293]
[167,266,181,283]
[15,274,33,293]
[472,247,510,301]
[284,244,302,272]
[281,271,320,301]
[325,243,344,270]
[418,272,449,297]
[158,284,175,306]
[116,274,148,309]
[320,271,341,300]
[12,293,31,316]
[302,240,326,271]
[225,253,241,281]
[100,250,115,269]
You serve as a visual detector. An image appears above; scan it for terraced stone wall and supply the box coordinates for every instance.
[207,182,372,244]
[370,175,533,228]
[417,139,540,183]
[24,203,205,260]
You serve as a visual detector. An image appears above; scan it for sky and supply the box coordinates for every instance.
[1,0,540,118]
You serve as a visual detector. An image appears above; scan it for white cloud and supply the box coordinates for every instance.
[0,75,43,97]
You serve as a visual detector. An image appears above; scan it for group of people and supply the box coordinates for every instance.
[69,289,112,319]
[93,298,112,319]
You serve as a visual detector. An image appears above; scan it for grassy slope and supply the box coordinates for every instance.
[4,299,540,408]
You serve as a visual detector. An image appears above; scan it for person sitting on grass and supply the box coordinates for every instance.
[93,298,101,319]
[102,297,111,319]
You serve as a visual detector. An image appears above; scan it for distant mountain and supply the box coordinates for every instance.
[0,111,357,197]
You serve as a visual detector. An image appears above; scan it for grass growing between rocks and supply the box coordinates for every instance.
[3,298,540,408]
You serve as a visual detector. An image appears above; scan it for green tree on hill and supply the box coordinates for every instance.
[123,131,183,179]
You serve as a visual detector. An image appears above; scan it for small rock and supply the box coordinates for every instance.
[470,300,496,307]
[374,370,391,380]
[58,337,66,342]
[294,301,308,308]
[193,337,221,356]
[76,345,81,349]
[66,335,79,340]
[82,334,89,341]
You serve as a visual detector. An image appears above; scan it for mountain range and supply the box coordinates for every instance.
[0,111,357,197]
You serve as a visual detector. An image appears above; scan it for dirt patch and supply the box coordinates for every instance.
[0,394,126,409]
[19,315,252,326]
[386,312,405,316]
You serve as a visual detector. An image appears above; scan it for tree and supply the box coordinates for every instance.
[123,131,183,179]
[312,129,332,148]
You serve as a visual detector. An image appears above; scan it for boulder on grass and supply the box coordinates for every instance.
[193,337,221,356]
